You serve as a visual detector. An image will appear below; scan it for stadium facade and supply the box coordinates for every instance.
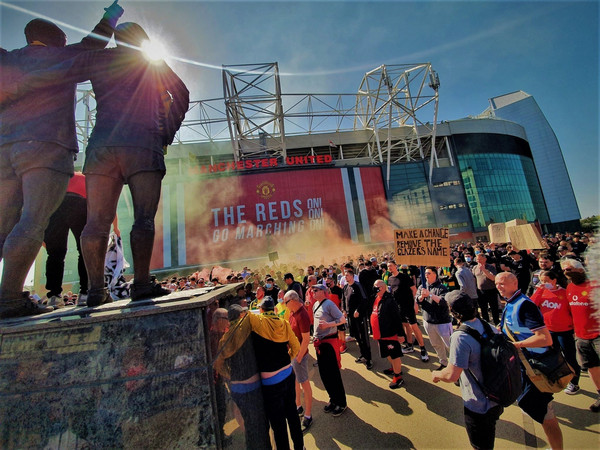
[36,63,581,285]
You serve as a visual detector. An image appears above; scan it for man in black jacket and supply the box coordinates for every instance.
[372,280,406,388]
[416,267,452,370]
[343,269,372,369]
[0,1,123,318]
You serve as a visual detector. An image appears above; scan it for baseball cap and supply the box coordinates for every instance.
[446,290,476,316]
[311,284,328,291]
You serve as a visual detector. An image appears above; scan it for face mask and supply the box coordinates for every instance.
[277,297,283,303]
[465,257,472,262]
[265,283,272,289]
[543,283,554,289]
[486,249,492,253]
[475,251,481,255]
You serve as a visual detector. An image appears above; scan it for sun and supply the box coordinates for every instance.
[141,39,167,62]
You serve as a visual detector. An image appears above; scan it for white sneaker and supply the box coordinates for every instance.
[47,295,65,309]
[564,382,580,395]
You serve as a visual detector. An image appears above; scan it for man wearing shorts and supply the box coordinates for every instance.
[372,280,406,389]
[561,258,600,412]
[28,23,189,306]
[285,290,314,432]
[388,261,429,362]
[0,2,123,318]
[497,272,563,449]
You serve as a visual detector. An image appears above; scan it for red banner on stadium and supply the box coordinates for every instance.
[152,167,392,267]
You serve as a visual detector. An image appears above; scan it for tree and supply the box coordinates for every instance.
[580,215,599,233]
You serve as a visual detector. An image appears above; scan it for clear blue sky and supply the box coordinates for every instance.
[2,0,598,218]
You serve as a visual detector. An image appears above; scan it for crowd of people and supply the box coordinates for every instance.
[206,231,597,449]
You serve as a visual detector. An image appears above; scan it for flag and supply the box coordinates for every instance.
[328,140,337,148]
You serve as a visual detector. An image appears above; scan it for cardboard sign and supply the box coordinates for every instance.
[505,218,527,228]
[488,223,508,243]
[394,228,450,267]
[506,224,547,250]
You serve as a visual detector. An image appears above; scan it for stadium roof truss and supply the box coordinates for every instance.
[75,62,448,185]
[222,62,286,161]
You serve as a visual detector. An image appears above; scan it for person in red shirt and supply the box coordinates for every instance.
[561,258,600,412]
[304,275,318,329]
[372,279,406,389]
[285,290,314,432]
[531,270,581,394]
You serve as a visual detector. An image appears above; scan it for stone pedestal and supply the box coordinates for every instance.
[0,286,237,449]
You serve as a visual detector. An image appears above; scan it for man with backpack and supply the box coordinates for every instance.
[432,290,506,450]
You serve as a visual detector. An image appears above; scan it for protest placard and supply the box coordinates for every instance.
[506,224,547,250]
[488,223,508,243]
[394,228,450,267]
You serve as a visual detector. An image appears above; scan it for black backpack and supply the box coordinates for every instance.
[458,319,522,407]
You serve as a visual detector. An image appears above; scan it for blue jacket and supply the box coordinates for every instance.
[0,16,118,150]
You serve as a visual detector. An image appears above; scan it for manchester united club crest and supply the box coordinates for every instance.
[256,181,276,199]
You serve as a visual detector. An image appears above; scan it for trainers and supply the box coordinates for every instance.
[332,405,347,417]
[590,395,600,413]
[297,405,304,416]
[47,295,65,309]
[355,356,367,364]
[420,347,429,362]
[345,336,356,342]
[86,288,113,307]
[301,416,312,432]
[402,343,414,353]
[77,293,88,306]
[564,382,580,395]
[383,367,394,375]
[389,376,405,389]
[340,345,347,354]
[130,281,170,302]
[323,402,336,413]
[366,360,373,370]
[0,292,54,319]
[436,364,447,371]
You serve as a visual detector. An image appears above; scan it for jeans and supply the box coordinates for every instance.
[551,330,581,385]
[261,372,303,450]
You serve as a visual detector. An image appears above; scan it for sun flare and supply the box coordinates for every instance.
[141,39,167,62]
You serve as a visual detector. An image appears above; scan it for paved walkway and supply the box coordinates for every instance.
[225,333,600,449]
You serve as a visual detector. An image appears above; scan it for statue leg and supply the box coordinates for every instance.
[0,175,23,264]
[81,174,123,293]
[0,167,69,300]
[127,171,163,285]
